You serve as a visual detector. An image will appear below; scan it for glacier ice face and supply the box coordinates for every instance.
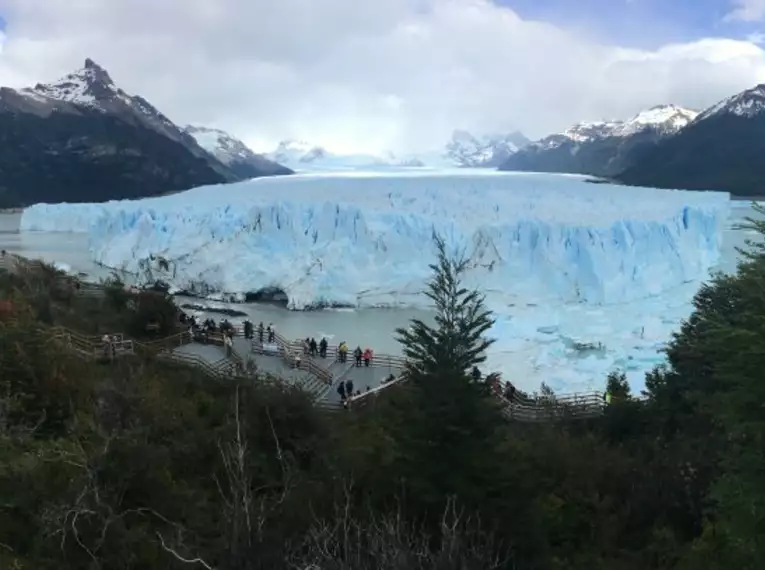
[21,170,730,312]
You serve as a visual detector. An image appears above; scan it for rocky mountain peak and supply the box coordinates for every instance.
[32,58,118,105]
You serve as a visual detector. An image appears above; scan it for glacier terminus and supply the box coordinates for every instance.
[21,170,730,392]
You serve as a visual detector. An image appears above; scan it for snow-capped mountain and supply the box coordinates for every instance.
[500,104,698,177]
[26,58,223,169]
[616,85,765,196]
[266,140,420,171]
[444,130,530,167]
[265,130,529,171]
[694,84,765,122]
[0,59,290,206]
[185,126,291,178]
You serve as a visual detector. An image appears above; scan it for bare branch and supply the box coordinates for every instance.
[156,531,215,570]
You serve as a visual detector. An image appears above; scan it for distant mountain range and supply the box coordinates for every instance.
[265,130,530,171]
[615,86,765,195]
[499,105,698,178]
[501,87,765,196]
[0,59,291,207]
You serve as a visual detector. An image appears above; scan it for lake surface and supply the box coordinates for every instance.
[1,201,760,394]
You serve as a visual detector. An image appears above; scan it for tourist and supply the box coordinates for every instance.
[504,381,516,401]
[363,347,373,367]
[345,379,354,397]
[353,346,363,367]
[257,321,264,342]
[267,323,275,344]
[309,337,318,356]
[471,366,481,381]
[243,320,253,339]
[319,337,328,358]
[337,342,348,363]
[101,333,112,360]
[337,380,346,401]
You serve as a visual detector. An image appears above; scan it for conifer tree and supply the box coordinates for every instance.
[395,233,495,380]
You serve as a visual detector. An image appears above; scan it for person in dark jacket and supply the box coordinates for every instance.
[345,379,354,397]
[471,366,481,381]
[353,346,363,367]
[309,337,318,356]
[319,337,328,358]
[337,381,347,401]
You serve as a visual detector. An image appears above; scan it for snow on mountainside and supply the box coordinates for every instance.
[533,105,698,150]
[444,130,530,167]
[267,140,424,171]
[695,84,765,122]
[266,130,529,171]
[27,59,216,163]
[500,105,697,177]
[185,126,292,177]
[615,84,765,196]
[0,58,257,206]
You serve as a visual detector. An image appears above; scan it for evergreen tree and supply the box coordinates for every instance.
[394,233,495,381]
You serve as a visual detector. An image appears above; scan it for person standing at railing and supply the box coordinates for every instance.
[309,337,318,356]
[338,342,348,363]
[267,323,275,344]
[353,346,363,367]
[319,337,328,358]
[363,347,373,367]
[257,322,264,343]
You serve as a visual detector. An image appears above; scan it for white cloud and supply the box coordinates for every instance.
[725,0,765,22]
[0,0,764,153]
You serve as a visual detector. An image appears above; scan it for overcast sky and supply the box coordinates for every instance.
[1,0,765,153]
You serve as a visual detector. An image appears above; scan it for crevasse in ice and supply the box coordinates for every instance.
[20,170,730,311]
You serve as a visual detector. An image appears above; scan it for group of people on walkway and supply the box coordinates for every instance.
[302,337,329,358]
[337,378,362,407]
[335,342,375,366]
[472,366,517,402]
[241,320,276,344]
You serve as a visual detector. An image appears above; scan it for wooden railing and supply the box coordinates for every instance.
[247,329,334,385]
[501,391,604,422]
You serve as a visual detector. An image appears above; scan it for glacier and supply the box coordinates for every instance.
[21,170,729,314]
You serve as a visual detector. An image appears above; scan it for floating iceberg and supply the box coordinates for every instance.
[21,170,730,312]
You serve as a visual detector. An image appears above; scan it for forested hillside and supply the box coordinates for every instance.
[2,220,765,569]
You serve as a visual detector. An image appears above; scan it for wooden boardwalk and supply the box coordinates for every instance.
[2,252,606,421]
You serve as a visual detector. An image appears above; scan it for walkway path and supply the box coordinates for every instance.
[4,252,606,421]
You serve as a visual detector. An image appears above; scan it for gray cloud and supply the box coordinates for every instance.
[0,0,764,153]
